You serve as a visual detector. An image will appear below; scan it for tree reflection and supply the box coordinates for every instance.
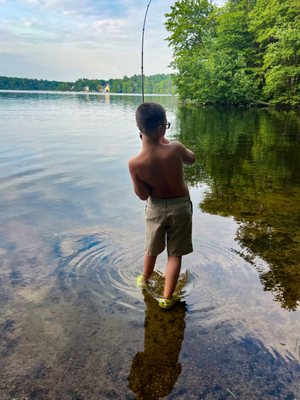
[175,106,300,310]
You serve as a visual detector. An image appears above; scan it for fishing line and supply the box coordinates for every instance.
[141,0,152,103]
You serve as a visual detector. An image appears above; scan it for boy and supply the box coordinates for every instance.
[128,102,195,309]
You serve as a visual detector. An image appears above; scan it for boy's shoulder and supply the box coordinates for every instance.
[128,152,143,171]
[167,140,188,155]
[168,140,196,165]
[168,140,184,149]
[128,154,138,167]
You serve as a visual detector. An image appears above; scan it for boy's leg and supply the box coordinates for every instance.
[143,252,157,282]
[164,256,182,299]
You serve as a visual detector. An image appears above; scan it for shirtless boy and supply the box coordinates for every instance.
[128,102,195,309]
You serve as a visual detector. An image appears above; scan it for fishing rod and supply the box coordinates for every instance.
[141,0,152,103]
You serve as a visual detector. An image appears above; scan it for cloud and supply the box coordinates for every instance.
[90,18,128,36]
[20,17,40,28]
[62,9,78,16]
[20,0,127,18]
[0,0,225,80]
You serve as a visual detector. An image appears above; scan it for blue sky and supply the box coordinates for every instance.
[0,0,225,81]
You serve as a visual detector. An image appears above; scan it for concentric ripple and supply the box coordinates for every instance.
[55,230,146,311]
[54,229,255,320]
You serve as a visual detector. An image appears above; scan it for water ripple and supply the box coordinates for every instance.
[53,230,252,319]
[54,231,145,311]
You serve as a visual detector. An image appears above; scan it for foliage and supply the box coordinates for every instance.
[249,0,300,106]
[0,76,74,91]
[165,0,300,106]
[73,78,106,92]
[0,74,175,95]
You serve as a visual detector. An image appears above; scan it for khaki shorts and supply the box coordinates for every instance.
[144,195,193,257]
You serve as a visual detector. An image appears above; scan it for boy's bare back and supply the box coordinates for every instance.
[129,139,195,200]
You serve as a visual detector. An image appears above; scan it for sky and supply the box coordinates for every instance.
[0,0,226,82]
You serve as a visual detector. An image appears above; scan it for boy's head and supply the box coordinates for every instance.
[136,102,166,136]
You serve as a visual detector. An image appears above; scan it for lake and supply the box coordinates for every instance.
[0,91,299,399]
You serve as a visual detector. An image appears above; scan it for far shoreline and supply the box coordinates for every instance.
[0,90,174,97]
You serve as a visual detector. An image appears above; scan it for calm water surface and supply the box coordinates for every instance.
[0,91,299,399]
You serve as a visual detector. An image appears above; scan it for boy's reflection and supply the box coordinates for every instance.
[128,290,186,399]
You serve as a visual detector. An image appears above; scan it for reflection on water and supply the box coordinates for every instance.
[176,106,300,311]
[0,92,300,399]
[128,291,186,400]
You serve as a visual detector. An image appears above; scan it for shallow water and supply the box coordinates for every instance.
[0,92,299,399]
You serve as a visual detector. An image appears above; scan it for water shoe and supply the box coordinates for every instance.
[136,274,148,289]
[158,294,180,309]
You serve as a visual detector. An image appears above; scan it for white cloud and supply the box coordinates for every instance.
[20,17,40,28]
[62,9,78,16]
[20,0,123,18]
[23,0,40,5]
[90,18,127,36]
[0,0,227,80]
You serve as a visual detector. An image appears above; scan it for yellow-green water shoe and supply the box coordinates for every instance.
[158,294,180,309]
[136,274,148,289]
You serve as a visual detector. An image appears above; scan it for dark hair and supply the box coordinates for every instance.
[135,102,166,136]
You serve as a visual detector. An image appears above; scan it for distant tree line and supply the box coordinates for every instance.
[0,76,73,91]
[0,74,175,94]
[165,0,299,106]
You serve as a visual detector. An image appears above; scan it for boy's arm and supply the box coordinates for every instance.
[128,159,151,201]
[173,141,195,165]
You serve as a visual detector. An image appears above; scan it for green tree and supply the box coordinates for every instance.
[166,0,259,104]
[249,0,300,106]
[165,0,216,102]
[165,0,300,106]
